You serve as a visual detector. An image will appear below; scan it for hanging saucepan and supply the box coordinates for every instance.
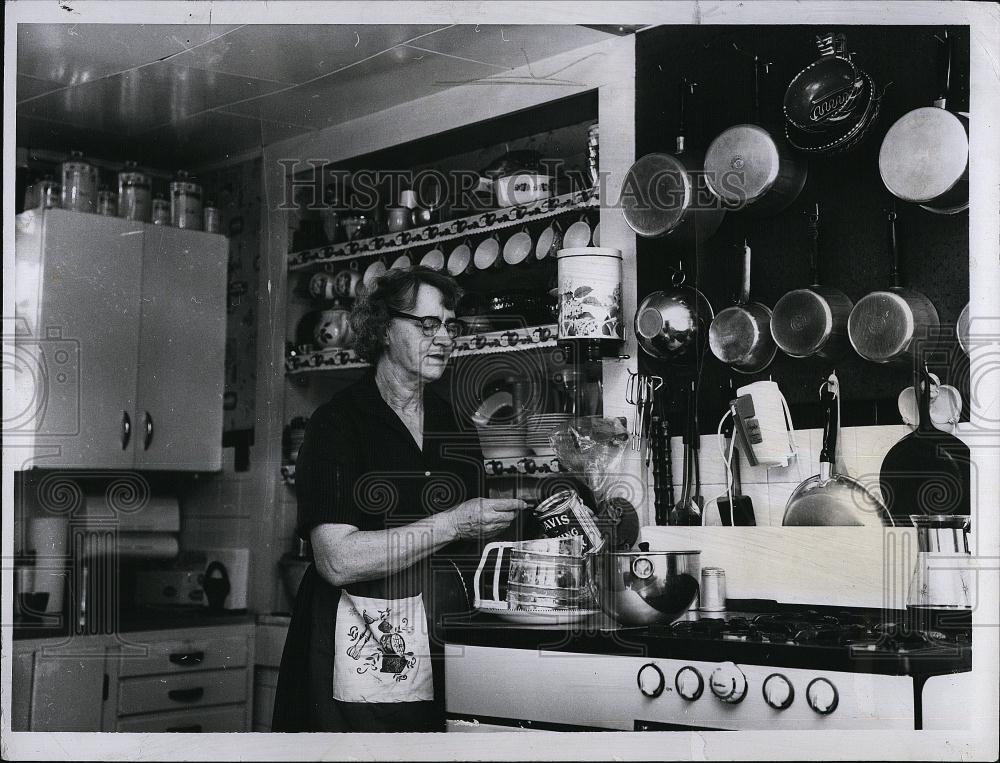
[783,33,866,133]
[622,80,725,242]
[783,372,893,527]
[770,203,853,359]
[635,268,714,366]
[848,206,940,364]
[708,240,777,374]
[879,30,969,215]
[956,302,970,354]
[704,56,808,216]
[879,365,970,527]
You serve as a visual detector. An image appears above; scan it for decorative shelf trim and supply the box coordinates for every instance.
[287,188,599,271]
[285,324,559,374]
[483,455,565,477]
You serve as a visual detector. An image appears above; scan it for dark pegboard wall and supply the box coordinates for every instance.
[635,25,970,433]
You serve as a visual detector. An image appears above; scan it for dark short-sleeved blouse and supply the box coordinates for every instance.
[273,371,485,732]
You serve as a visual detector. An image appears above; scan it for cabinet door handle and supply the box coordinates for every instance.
[166,723,203,732]
[102,673,109,701]
[121,411,131,449]
[143,411,154,450]
[167,687,205,703]
[168,651,205,667]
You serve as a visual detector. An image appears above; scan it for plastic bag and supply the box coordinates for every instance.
[549,416,630,507]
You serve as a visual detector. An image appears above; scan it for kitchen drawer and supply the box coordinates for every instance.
[118,635,248,677]
[118,668,247,716]
[116,703,246,732]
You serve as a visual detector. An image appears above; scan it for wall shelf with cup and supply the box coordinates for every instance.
[482,455,566,479]
[286,188,599,271]
[285,322,561,375]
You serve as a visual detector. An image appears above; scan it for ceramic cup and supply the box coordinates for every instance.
[420,248,446,271]
[309,271,337,300]
[592,222,601,247]
[386,207,411,233]
[474,235,502,270]
[503,227,533,266]
[399,190,418,210]
[535,221,563,261]
[390,252,413,271]
[333,267,363,299]
[563,216,593,249]
[363,258,388,288]
[447,241,474,276]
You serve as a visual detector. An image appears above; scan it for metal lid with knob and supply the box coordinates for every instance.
[675,666,704,701]
[709,661,748,704]
[762,673,795,710]
[637,663,665,698]
[806,677,839,714]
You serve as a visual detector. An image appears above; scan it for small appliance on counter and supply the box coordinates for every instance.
[134,547,249,613]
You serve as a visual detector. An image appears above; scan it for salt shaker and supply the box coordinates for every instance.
[699,567,727,613]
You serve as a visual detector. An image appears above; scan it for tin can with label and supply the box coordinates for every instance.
[152,194,170,225]
[117,162,152,222]
[97,188,118,217]
[170,170,203,230]
[203,202,222,234]
[533,489,605,555]
[61,150,97,213]
[699,567,727,613]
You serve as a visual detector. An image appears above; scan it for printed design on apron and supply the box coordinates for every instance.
[333,592,433,702]
[346,607,416,679]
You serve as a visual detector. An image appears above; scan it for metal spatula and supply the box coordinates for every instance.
[718,441,756,526]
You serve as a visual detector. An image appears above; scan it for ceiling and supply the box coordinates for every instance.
[16,24,619,168]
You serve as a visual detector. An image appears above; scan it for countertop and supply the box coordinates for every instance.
[13,607,256,642]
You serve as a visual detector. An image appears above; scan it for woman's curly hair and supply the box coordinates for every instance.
[350,266,462,363]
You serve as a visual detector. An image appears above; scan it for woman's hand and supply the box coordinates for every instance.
[445,498,529,541]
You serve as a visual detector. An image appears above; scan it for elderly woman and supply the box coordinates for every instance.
[273,266,526,733]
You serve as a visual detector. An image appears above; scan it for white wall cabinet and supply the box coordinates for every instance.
[14,209,228,471]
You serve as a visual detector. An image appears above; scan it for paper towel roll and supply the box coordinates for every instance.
[27,517,68,614]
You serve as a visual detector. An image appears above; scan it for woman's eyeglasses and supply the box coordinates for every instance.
[389,310,467,338]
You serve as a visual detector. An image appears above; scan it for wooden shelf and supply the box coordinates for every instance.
[286,188,598,271]
[285,323,559,374]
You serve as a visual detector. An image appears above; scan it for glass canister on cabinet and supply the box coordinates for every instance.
[170,170,203,230]
[97,187,118,217]
[117,161,152,222]
[152,193,171,225]
[61,150,98,212]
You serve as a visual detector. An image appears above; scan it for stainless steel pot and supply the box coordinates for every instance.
[708,240,777,373]
[621,80,725,242]
[782,372,893,527]
[594,544,701,626]
[770,204,853,359]
[879,31,969,215]
[848,207,939,364]
[635,270,714,364]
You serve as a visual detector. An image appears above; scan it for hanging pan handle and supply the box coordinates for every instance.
[886,204,901,289]
[818,374,840,467]
[806,203,821,285]
[934,29,953,109]
[738,240,752,306]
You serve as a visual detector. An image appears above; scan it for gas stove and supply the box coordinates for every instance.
[443,602,972,732]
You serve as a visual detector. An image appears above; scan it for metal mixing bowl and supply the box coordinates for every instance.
[594,549,701,626]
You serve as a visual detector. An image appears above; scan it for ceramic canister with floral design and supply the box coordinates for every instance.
[556,247,623,340]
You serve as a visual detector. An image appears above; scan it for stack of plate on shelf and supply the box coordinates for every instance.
[525,413,574,455]
[473,391,530,459]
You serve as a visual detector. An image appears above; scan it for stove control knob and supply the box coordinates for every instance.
[709,662,748,704]
[637,663,665,698]
[806,678,839,715]
[675,666,704,701]
[762,674,795,710]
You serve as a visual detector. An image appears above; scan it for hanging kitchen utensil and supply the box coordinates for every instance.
[783,372,893,527]
[651,392,673,527]
[704,54,807,216]
[621,79,725,242]
[670,381,703,526]
[848,205,940,364]
[897,371,963,433]
[718,439,756,527]
[783,33,866,133]
[635,266,714,366]
[879,30,969,215]
[879,365,970,527]
[785,70,884,157]
[709,239,778,373]
[770,203,853,359]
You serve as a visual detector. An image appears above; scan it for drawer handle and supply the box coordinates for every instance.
[168,651,205,667]
[167,687,205,703]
